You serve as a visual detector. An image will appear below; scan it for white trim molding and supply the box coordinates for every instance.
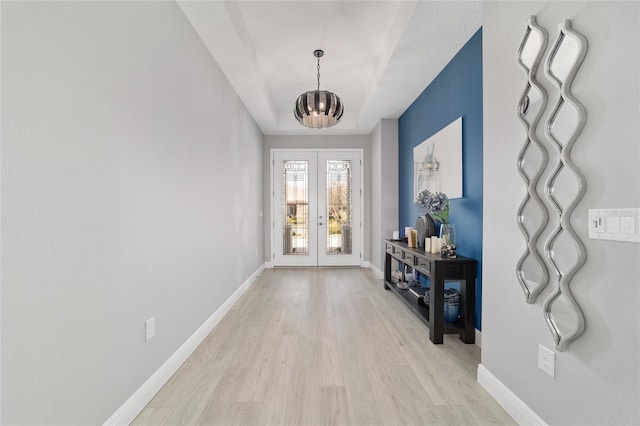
[475,329,482,348]
[367,262,384,279]
[103,263,266,425]
[477,364,547,426]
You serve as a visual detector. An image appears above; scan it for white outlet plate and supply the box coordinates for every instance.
[145,317,156,342]
[588,208,640,243]
[538,344,555,378]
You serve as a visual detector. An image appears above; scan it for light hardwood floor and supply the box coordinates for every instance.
[133,268,515,425]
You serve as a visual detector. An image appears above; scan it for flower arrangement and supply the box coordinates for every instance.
[417,190,450,223]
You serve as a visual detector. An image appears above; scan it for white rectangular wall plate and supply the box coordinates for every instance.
[538,344,555,378]
[588,208,640,243]
[145,317,156,342]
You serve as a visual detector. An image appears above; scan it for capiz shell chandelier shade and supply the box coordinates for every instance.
[294,50,344,129]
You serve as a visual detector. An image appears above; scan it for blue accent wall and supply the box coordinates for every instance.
[398,29,483,329]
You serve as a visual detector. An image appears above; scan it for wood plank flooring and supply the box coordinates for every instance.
[132,268,515,425]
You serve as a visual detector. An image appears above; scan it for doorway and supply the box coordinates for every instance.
[271,150,363,267]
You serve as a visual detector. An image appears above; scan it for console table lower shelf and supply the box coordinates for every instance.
[383,280,465,337]
[383,239,476,344]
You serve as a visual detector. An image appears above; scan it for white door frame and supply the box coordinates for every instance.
[270,148,364,267]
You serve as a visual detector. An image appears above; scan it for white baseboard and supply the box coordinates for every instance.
[265,261,273,268]
[368,262,384,279]
[477,364,547,426]
[475,329,482,348]
[103,263,266,425]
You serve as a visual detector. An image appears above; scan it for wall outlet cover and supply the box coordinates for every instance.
[538,344,555,378]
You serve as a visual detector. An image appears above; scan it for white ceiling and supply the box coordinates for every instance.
[177,1,482,136]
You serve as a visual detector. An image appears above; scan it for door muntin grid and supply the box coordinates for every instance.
[282,160,309,255]
[324,160,352,255]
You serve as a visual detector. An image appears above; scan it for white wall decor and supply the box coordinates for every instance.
[413,117,463,200]
[515,16,589,351]
[542,19,588,352]
[515,16,551,304]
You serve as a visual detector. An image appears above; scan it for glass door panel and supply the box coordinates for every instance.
[273,151,317,266]
[324,160,352,255]
[282,160,309,256]
[318,152,361,266]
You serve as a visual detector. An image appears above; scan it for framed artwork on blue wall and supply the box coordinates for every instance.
[413,116,463,201]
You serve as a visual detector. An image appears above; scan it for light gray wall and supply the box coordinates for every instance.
[1,2,264,424]
[482,2,639,424]
[370,119,399,272]
[263,135,371,263]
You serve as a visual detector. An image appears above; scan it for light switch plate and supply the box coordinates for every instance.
[588,208,640,243]
[606,216,620,233]
[621,216,635,235]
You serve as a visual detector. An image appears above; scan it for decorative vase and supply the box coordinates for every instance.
[443,288,460,323]
[403,264,417,285]
[415,216,426,248]
[416,215,437,249]
[439,223,457,258]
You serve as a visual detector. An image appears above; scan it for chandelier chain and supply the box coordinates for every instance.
[317,58,320,91]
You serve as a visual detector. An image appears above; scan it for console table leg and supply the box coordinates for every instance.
[384,252,392,291]
[459,271,476,344]
[429,272,444,344]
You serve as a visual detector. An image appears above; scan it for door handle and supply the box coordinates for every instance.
[319,222,324,226]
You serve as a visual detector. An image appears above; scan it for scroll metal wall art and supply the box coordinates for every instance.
[516,18,588,351]
[516,16,550,304]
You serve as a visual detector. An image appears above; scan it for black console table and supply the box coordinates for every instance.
[384,239,476,344]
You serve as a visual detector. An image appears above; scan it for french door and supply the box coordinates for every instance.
[272,150,362,267]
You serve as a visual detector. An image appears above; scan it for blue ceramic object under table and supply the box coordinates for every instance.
[443,288,460,323]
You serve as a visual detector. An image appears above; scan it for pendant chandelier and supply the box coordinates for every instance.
[294,49,344,129]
